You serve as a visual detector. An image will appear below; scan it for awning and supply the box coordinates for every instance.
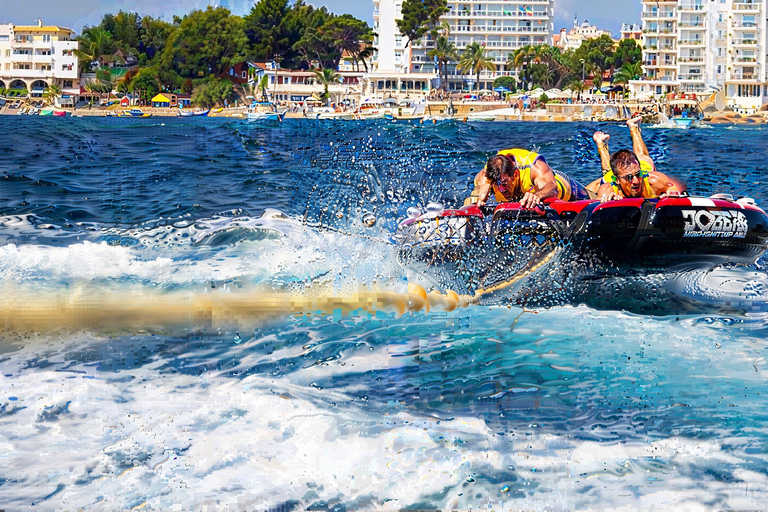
[151,93,171,102]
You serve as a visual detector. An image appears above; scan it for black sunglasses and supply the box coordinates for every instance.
[618,169,643,183]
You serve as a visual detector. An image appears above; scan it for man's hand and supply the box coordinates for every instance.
[593,131,610,144]
[600,192,623,203]
[627,116,643,129]
[520,191,542,209]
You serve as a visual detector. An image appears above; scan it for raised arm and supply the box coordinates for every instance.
[593,131,612,175]
[627,116,650,159]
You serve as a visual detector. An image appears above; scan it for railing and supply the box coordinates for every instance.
[732,21,757,28]
[678,56,703,62]
[679,4,705,11]
[678,40,703,45]
[643,28,675,34]
[448,10,549,18]
[642,11,676,18]
[678,73,704,80]
[734,57,758,63]
[733,2,761,10]
[731,73,757,80]
[659,45,677,50]
[11,54,33,62]
[450,24,548,33]
[644,60,658,66]
[678,22,704,28]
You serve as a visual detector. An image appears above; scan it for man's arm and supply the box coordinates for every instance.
[647,171,686,197]
[522,159,558,208]
[627,116,651,159]
[596,182,623,203]
[593,131,612,175]
[464,170,493,206]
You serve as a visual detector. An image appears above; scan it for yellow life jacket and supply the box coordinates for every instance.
[483,148,589,202]
[603,159,657,198]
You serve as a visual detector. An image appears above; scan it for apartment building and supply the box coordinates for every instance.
[371,0,554,95]
[630,0,767,109]
[0,20,79,105]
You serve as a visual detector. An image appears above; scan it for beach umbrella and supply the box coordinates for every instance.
[493,86,510,93]
[246,95,255,99]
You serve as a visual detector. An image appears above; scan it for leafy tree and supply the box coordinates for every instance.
[160,7,247,82]
[139,16,173,60]
[427,35,458,90]
[291,6,337,69]
[192,78,236,108]
[75,27,115,72]
[457,42,496,92]
[319,14,373,70]
[42,83,62,104]
[397,0,449,47]
[244,0,292,61]
[611,39,642,70]
[99,11,141,52]
[313,67,340,105]
[572,35,615,79]
[129,67,160,104]
[356,44,375,72]
[258,75,270,101]
[492,76,516,91]
[612,61,643,85]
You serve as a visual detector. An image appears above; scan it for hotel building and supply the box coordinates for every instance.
[0,20,79,105]
[370,0,554,95]
[630,0,767,109]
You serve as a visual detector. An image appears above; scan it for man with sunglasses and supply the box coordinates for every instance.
[591,117,686,202]
[465,148,591,209]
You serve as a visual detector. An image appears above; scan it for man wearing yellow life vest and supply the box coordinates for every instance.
[465,148,591,209]
[590,117,686,202]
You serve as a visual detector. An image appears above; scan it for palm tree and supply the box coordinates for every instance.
[356,44,375,73]
[457,42,496,93]
[613,61,643,85]
[42,83,62,105]
[313,68,340,105]
[427,36,458,90]
[74,27,115,73]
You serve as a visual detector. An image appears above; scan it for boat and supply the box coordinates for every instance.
[120,109,152,118]
[177,108,210,117]
[397,194,768,297]
[667,98,703,128]
[53,110,67,117]
[39,108,53,116]
[246,109,285,121]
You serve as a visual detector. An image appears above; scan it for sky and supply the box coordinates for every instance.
[0,0,641,37]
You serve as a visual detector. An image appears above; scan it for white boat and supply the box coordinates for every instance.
[246,110,285,121]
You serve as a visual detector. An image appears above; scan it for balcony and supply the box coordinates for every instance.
[679,4,705,12]
[658,61,677,67]
[11,54,33,62]
[678,22,704,28]
[659,45,677,52]
[678,56,703,62]
[732,21,757,29]
[447,10,549,19]
[730,73,757,80]
[678,73,704,80]
[733,57,758,63]
[678,40,703,46]
[733,2,761,11]
[733,39,758,46]
[642,11,676,19]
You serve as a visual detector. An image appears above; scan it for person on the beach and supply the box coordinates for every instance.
[465,148,591,209]
[588,117,686,202]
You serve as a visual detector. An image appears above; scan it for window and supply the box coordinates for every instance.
[395,35,402,47]
[64,80,72,87]
[717,65,722,73]
[43,34,51,42]
[242,71,247,78]
[0,35,8,41]
[718,14,723,22]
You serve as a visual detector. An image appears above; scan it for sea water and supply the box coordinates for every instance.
[1,117,768,510]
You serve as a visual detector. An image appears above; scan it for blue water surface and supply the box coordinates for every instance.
[1,117,768,510]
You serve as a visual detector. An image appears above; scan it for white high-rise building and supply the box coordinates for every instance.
[370,0,554,95]
[630,0,768,110]
[0,20,79,105]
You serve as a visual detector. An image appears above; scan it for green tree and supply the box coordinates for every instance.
[611,39,642,70]
[75,27,115,72]
[244,0,292,61]
[129,67,159,105]
[291,6,337,69]
[355,44,375,72]
[319,14,373,70]
[457,42,496,92]
[191,78,235,108]
[396,0,449,47]
[42,83,62,105]
[492,76,516,92]
[313,67,340,105]
[613,61,643,85]
[258,75,269,101]
[139,16,173,60]
[99,11,141,51]
[427,35,458,90]
[572,35,615,80]
[160,7,247,83]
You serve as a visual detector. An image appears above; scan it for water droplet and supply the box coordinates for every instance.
[362,213,376,227]
[466,476,475,483]
[501,485,510,493]
[234,332,242,344]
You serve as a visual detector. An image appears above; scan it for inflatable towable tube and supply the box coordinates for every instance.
[397,195,768,295]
